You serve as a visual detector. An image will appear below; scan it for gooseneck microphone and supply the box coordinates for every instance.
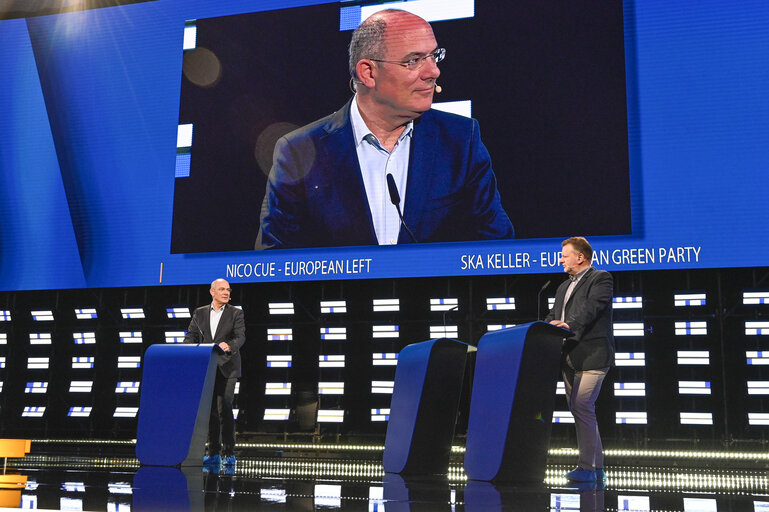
[386,173,417,243]
[537,280,552,321]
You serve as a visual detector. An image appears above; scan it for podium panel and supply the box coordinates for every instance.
[135,344,218,467]
[383,338,469,475]
[465,322,566,481]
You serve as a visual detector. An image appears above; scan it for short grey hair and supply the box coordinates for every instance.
[348,14,389,81]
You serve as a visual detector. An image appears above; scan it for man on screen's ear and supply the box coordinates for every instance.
[255,9,513,250]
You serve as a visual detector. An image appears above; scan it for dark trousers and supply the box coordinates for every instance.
[208,369,237,456]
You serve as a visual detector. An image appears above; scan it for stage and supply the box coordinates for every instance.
[2,439,768,511]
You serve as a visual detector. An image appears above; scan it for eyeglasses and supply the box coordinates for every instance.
[370,48,446,71]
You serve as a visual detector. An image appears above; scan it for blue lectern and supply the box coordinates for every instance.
[135,344,218,466]
[383,338,470,475]
[464,322,568,481]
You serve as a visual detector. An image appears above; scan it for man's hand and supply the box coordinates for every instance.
[549,320,570,329]
[218,342,232,353]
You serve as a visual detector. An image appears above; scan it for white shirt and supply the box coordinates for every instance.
[210,303,225,341]
[350,96,413,245]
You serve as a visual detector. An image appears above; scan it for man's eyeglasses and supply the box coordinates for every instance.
[370,48,446,71]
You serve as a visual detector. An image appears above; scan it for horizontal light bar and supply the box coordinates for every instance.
[486,297,516,311]
[166,307,190,319]
[318,382,344,395]
[677,351,710,365]
[31,310,54,321]
[613,322,645,336]
[73,332,96,345]
[75,308,98,319]
[675,321,707,335]
[29,333,51,345]
[261,488,286,503]
[613,296,642,309]
[69,381,93,393]
[267,328,293,341]
[371,381,394,394]
[68,407,92,418]
[748,413,769,426]
[116,381,140,393]
[0,333,5,344]
[319,355,345,368]
[113,407,138,418]
[371,409,390,422]
[108,482,133,495]
[0,310,11,321]
[321,301,347,314]
[747,351,769,365]
[72,357,95,369]
[675,293,706,306]
[120,308,145,319]
[548,297,555,309]
[372,325,399,338]
[269,302,295,315]
[267,355,292,368]
[0,357,5,369]
[556,382,565,395]
[373,353,398,366]
[552,411,574,424]
[744,291,769,305]
[25,382,48,394]
[263,409,290,421]
[317,410,344,423]
[353,0,475,28]
[373,299,400,312]
[27,357,50,369]
[615,352,645,367]
[430,326,458,338]
[746,321,769,335]
[616,412,647,424]
[119,332,143,344]
[679,381,711,395]
[680,412,713,425]
[430,298,458,312]
[22,406,45,418]
[265,383,291,395]
[164,331,185,343]
[320,327,347,341]
[117,356,141,369]
[747,381,769,395]
[487,324,516,331]
[614,382,646,397]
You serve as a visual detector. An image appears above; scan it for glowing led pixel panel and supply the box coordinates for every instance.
[372,325,398,338]
[320,327,347,341]
[487,324,516,331]
[318,382,344,395]
[615,352,645,367]
[117,356,141,369]
[486,297,515,311]
[31,310,53,321]
[120,308,145,319]
[679,381,711,395]
[613,296,642,309]
[614,382,646,397]
[552,411,574,424]
[319,355,345,368]
[69,381,93,393]
[617,495,650,511]
[747,351,769,365]
[115,381,140,393]
[269,302,294,315]
[113,407,138,418]
[27,357,50,370]
[25,382,48,394]
[72,357,95,369]
[372,353,398,366]
[371,381,394,394]
[373,299,399,312]
[747,381,769,395]
[75,308,98,319]
[0,333,5,344]
[748,413,769,426]
[675,293,706,306]
[556,382,565,395]
[0,310,10,321]
[675,321,707,335]
[166,307,191,319]
[119,332,143,344]
[314,483,341,508]
[261,488,286,503]
[263,409,290,421]
[267,355,292,368]
[321,300,347,314]
[430,298,458,312]
[165,331,185,343]
[317,410,344,423]
[430,325,458,338]
[73,332,96,345]
[349,0,475,28]
[677,351,710,365]
[265,383,291,395]
[371,408,390,422]
[22,406,45,417]
[680,412,713,425]
[616,412,647,424]
[744,291,769,305]
[29,333,51,345]
[614,322,644,337]
[745,321,769,335]
[183,20,197,50]
[68,407,92,418]
[550,494,580,509]
[268,328,292,341]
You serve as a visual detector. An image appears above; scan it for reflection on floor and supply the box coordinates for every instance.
[3,445,769,511]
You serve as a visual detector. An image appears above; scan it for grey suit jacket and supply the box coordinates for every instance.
[545,267,614,371]
[183,303,246,378]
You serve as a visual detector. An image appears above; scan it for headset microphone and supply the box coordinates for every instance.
[434,83,442,93]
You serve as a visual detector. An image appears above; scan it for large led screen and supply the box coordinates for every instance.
[0,0,767,291]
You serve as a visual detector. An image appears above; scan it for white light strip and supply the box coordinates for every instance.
[320,327,347,341]
[75,308,97,319]
[68,407,92,418]
[117,356,141,369]
[373,299,400,312]
[120,308,145,319]
[372,325,399,338]
[0,333,5,344]
[487,324,516,331]
[267,355,292,368]
[166,307,191,319]
[119,331,143,344]
[319,355,345,368]
[679,381,712,395]
[358,0,475,25]
[430,325,458,338]
[677,350,710,365]
[183,20,197,50]
[317,410,344,423]
[73,332,96,345]
[69,381,93,393]
[747,381,769,395]
[675,293,706,306]
[269,302,295,315]
[115,381,140,394]
[613,296,642,309]
[263,409,290,421]
[614,382,646,397]
[371,408,390,422]
[616,412,647,424]
[746,321,769,335]
[31,310,54,321]
[680,412,713,425]
[29,333,52,345]
[318,382,344,395]
[72,356,95,369]
[27,357,50,369]
[265,383,291,395]
[267,328,293,341]
[25,382,48,394]
[321,300,347,314]
[613,322,645,336]
[177,124,193,148]
[615,352,645,367]
[0,310,11,321]
[486,297,516,311]
[556,382,565,395]
[747,351,769,365]
[744,291,769,305]
[431,100,471,118]
[675,321,707,335]
[22,406,45,418]
[113,407,139,418]
[552,411,574,424]
[371,381,394,394]
[372,353,398,366]
[430,298,458,312]
[748,413,769,426]
[164,331,186,343]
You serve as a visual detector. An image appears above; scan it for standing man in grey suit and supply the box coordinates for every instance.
[545,237,614,483]
[184,278,246,467]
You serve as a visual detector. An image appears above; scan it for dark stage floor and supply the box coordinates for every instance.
[2,442,769,511]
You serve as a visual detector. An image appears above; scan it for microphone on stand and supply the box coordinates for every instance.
[442,304,459,329]
[386,173,417,243]
[537,280,552,321]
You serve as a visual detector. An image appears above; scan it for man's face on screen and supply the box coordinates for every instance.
[372,15,440,119]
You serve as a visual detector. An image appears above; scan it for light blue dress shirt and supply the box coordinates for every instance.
[350,96,413,245]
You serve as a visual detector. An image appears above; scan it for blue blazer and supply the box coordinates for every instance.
[255,100,513,249]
